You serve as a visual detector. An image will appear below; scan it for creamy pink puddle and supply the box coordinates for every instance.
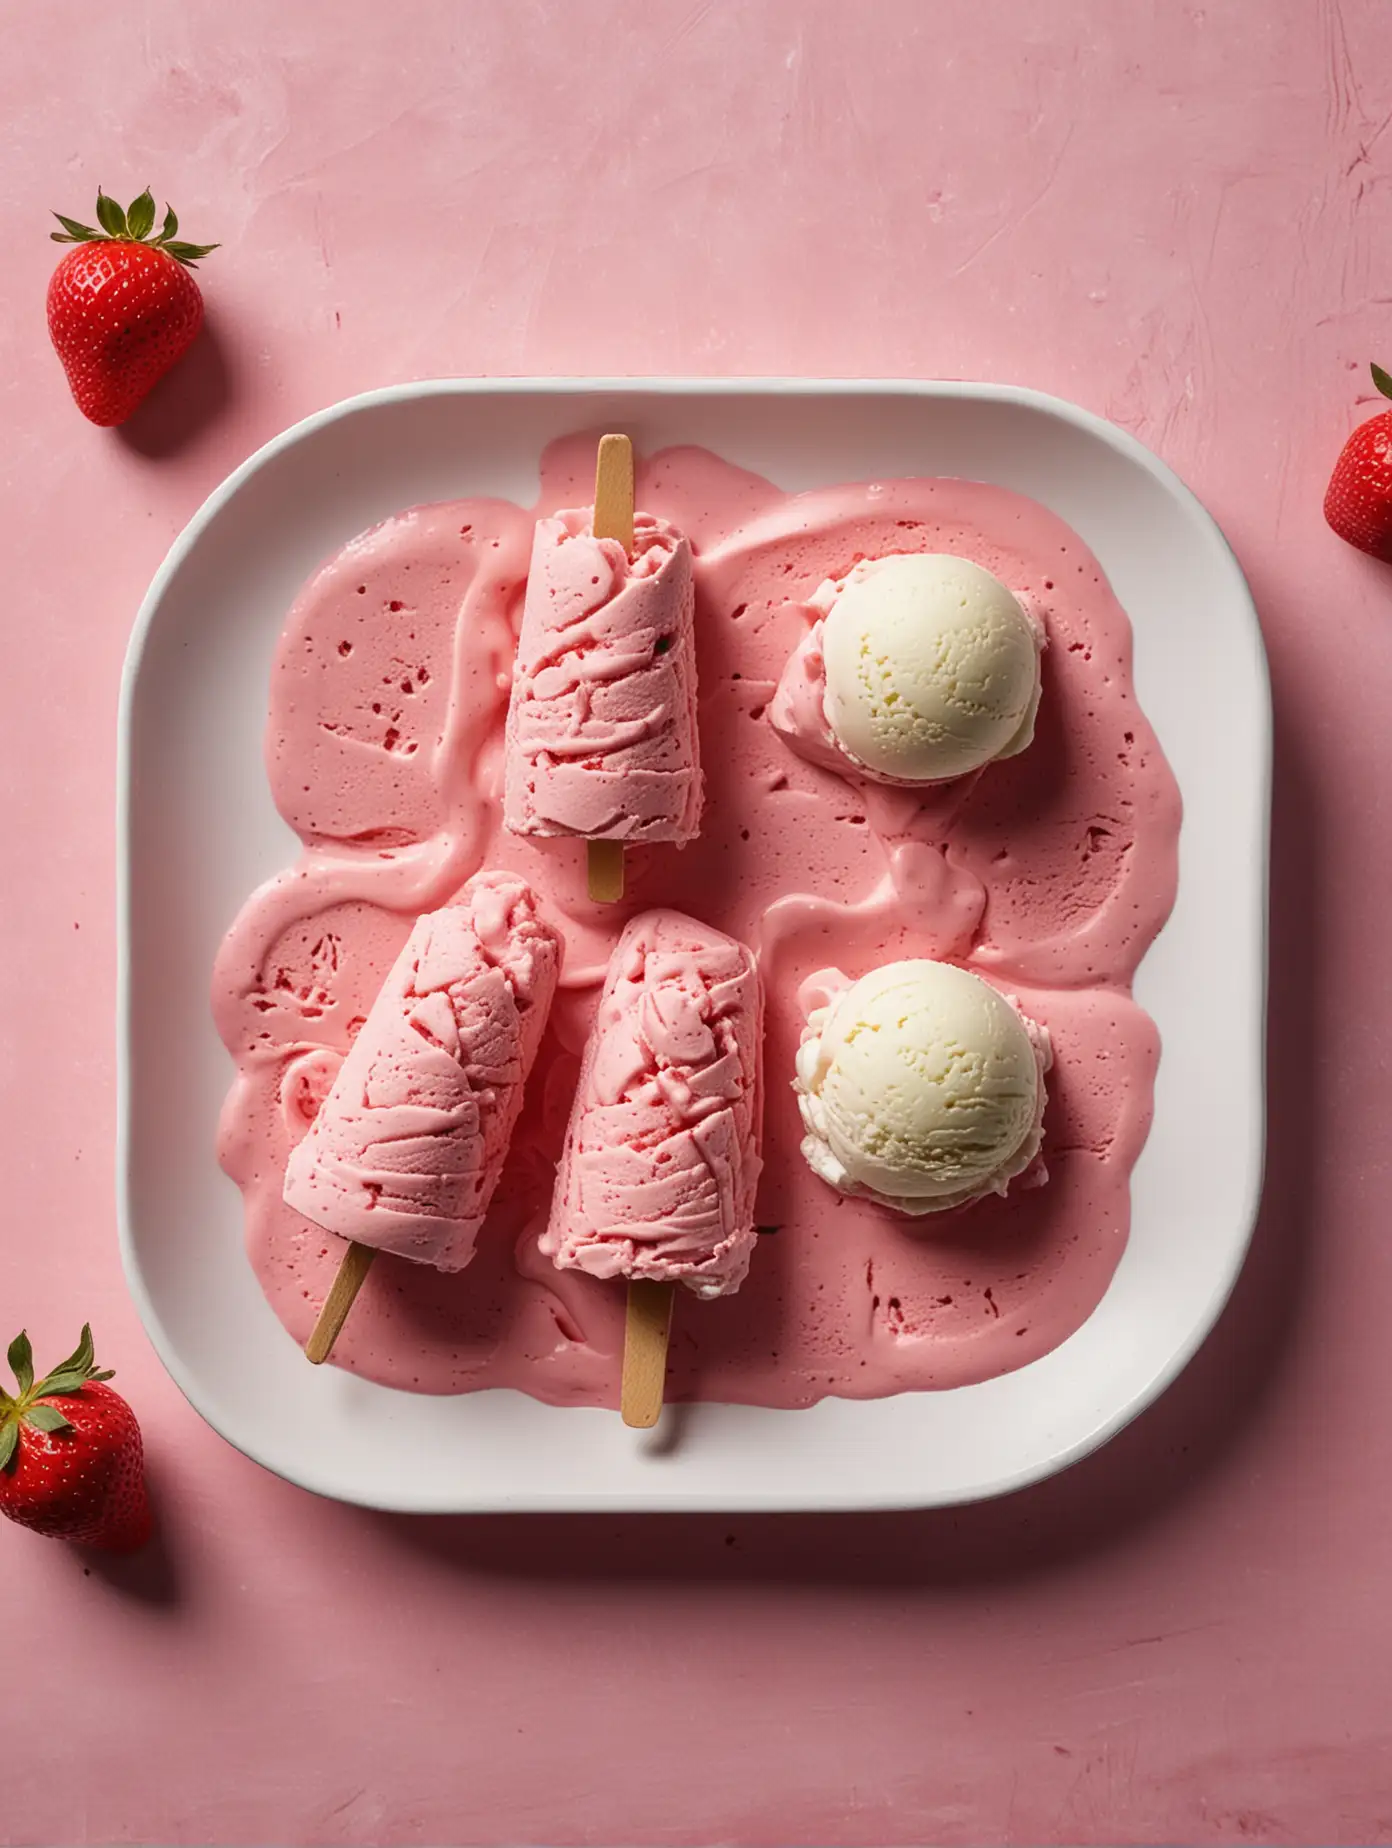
[212,437,1180,1408]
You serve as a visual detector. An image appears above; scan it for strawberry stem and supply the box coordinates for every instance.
[4,1324,113,1414]
[49,189,218,268]
[0,1325,114,1471]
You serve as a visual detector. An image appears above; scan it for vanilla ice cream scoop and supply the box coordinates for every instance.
[770,553,1044,785]
[794,960,1051,1217]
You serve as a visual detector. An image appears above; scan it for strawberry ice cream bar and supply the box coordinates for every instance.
[541,910,763,1299]
[503,510,701,844]
[283,871,561,1272]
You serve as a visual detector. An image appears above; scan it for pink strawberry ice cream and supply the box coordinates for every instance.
[503,509,701,844]
[282,871,561,1272]
[541,911,763,1300]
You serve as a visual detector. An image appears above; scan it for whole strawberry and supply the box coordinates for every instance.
[47,187,217,426]
[1325,362,1392,561]
[0,1325,153,1552]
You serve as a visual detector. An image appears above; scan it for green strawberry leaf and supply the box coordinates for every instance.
[51,212,100,241]
[88,1369,115,1383]
[159,204,179,241]
[34,1371,90,1397]
[23,1404,72,1434]
[94,188,127,238]
[0,1422,16,1472]
[46,1324,95,1381]
[1373,363,1392,401]
[7,1332,33,1397]
[161,239,220,267]
[126,188,156,240]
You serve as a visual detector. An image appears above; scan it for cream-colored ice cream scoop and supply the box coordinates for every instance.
[794,959,1050,1217]
[813,552,1043,783]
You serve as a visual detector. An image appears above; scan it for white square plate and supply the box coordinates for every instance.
[118,380,1269,1512]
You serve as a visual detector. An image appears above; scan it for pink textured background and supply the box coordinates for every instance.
[0,2,1387,1842]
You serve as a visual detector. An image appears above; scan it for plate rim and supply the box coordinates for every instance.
[116,376,1270,1512]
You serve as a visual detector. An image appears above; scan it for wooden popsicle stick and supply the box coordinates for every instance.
[621,1279,675,1428]
[592,432,635,552]
[587,838,625,903]
[587,433,635,906]
[305,1241,377,1365]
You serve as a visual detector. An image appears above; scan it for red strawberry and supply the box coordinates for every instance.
[47,187,218,427]
[1324,362,1392,561]
[0,1325,153,1552]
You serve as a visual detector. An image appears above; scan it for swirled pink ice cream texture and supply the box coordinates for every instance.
[282,871,560,1272]
[542,911,763,1299]
[504,511,700,842]
[212,437,1181,1407]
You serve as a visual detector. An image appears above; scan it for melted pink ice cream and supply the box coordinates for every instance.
[767,618,862,776]
[542,911,763,1299]
[281,872,560,1272]
[503,510,700,843]
[212,438,1181,1407]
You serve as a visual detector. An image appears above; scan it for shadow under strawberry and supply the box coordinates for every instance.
[71,1455,182,1609]
[113,306,234,460]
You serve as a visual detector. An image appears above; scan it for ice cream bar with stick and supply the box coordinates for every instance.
[286,872,562,1364]
[504,434,701,905]
[541,910,764,1427]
